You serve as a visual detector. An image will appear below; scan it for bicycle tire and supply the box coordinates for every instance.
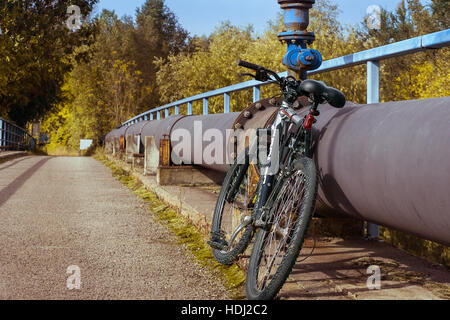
[246,157,317,300]
[210,151,260,265]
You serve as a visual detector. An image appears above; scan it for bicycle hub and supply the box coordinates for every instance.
[278,0,323,77]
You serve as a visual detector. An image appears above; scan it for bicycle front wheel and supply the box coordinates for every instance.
[246,157,317,300]
[209,151,260,265]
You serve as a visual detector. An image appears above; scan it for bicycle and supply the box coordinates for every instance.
[208,59,346,300]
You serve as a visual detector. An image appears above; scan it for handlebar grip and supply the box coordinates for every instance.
[237,59,262,71]
[322,87,346,108]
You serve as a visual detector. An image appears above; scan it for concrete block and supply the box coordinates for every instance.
[112,136,120,156]
[132,154,145,169]
[157,166,225,186]
[126,135,140,163]
[144,136,159,175]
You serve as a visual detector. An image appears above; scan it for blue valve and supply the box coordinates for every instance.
[282,47,322,72]
[278,0,322,76]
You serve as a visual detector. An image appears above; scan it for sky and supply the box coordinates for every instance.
[95,0,429,37]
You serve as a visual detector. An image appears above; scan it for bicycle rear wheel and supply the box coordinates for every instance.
[246,157,317,300]
[209,151,260,265]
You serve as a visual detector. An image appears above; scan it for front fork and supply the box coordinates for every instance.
[253,102,315,228]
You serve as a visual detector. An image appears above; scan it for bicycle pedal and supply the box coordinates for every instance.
[207,240,228,251]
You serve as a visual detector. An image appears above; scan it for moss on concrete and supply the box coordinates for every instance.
[380,226,449,267]
[96,155,246,299]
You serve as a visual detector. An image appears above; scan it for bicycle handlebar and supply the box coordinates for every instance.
[237,59,262,71]
[237,59,346,108]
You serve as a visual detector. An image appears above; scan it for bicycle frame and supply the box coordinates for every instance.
[253,99,318,228]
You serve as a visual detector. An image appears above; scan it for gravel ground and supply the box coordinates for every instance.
[0,156,230,300]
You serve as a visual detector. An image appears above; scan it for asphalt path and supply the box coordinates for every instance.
[0,156,229,300]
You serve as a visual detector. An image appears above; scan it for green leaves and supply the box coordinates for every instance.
[0,0,98,126]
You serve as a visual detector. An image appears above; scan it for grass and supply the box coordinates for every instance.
[95,154,247,299]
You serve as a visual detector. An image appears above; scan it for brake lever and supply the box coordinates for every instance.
[255,69,270,82]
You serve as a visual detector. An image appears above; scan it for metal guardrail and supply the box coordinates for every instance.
[121,29,450,127]
[0,118,36,152]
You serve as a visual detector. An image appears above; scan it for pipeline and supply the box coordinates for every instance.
[105,96,450,246]
[311,97,450,246]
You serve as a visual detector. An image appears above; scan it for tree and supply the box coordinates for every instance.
[0,0,98,126]
[156,22,255,114]
[353,0,449,102]
[41,1,190,151]
[130,0,189,111]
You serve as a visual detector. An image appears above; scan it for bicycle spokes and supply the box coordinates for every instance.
[256,171,306,290]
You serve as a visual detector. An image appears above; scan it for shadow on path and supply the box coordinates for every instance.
[0,157,50,208]
[0,156,31,172]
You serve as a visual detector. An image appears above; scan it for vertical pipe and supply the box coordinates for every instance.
[366,60,380,239]
[224,93,230,113]
[253,85,261,103]
[188,102,193,115]
[203,98,209,115]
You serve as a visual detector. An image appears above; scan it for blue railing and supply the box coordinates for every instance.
[0,118,36,152]
[122,29,449,127]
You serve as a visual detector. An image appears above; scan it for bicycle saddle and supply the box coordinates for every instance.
[299,79,346,108]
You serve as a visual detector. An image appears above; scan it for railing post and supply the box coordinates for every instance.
[165,108,169,118]
[224,93,230,113]
[175,105,179,115]
[253,85,261,103]
[367,60,380,105]
[6,123,10,151]
[14,126,17,150]
[188,102,193,115]
[203,98,209,115]
[157,111,161,120]
[0,119,3,152]
[150,113,154,121]
[366,60,380,240]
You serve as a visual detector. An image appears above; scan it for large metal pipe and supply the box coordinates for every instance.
[104,96,450,245]
[309,97,450,246]
[166,96,450,245]
[170,113,240,172]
